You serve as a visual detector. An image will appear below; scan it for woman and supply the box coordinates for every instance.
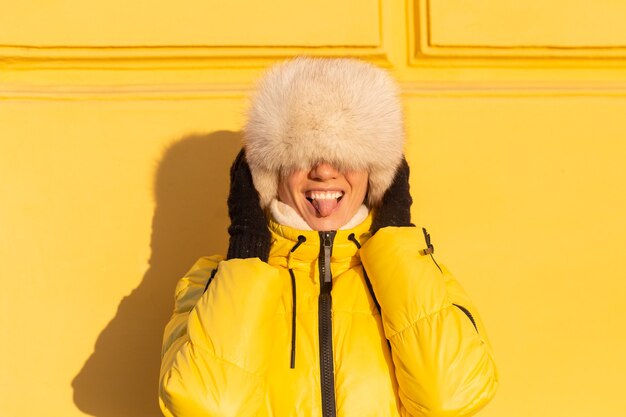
[159,57,498,417]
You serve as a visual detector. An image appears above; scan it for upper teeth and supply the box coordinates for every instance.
[308,191,343,200]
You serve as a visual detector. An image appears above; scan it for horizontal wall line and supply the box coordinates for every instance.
[4,81,626,100]
[400,81,626,96]
[0,46,391,70]
[0,84,251,100]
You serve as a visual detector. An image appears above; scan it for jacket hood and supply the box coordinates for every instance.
[244,57,405,208]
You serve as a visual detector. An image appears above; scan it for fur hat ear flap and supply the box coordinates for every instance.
[367,167,398,207]
[250,167,279,209]
[244,56,405,207]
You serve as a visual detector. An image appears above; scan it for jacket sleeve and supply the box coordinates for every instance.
[159,255,284,417]
[360,227,498,417]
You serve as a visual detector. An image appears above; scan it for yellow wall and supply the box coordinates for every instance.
[2,1,626,416]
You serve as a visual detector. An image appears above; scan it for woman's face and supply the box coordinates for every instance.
[277,162,369,231]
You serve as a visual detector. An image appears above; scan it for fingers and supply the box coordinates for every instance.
[227,148,271,260]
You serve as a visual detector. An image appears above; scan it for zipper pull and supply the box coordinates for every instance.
[318,231,335,290]
[419,227,435,255]
[323,232,332,247]
[323,232,333,284]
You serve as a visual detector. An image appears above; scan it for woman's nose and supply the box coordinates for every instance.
[309,162,339,181]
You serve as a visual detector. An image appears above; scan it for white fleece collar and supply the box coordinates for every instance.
[269,199,369,231]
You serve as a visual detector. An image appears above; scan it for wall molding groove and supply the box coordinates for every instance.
[0,83,251,100]
[5,81,626,100]
[400,81,626,96]
[409,0,626,62]
[0,0,393,70]
[0,46,392,70]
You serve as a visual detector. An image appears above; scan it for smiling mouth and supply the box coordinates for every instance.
[305,190,344,217]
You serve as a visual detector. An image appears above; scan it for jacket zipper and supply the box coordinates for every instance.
[318,231,337,417]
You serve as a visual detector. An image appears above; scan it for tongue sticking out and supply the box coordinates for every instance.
[312,198,339,217]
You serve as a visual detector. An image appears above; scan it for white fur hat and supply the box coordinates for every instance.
[243,56,405,208]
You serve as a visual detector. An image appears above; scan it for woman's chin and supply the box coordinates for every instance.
[304,213,346,231]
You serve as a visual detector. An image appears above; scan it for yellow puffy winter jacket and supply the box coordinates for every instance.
[159,214,498,417]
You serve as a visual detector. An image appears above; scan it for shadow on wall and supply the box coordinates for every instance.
[72,131,242,417]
